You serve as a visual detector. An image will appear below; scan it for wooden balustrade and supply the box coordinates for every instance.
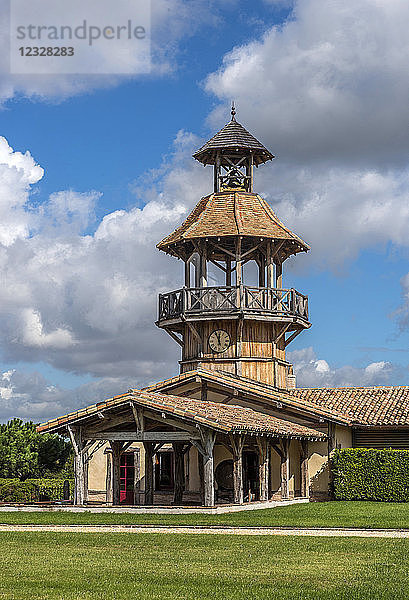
[158,285,308,322]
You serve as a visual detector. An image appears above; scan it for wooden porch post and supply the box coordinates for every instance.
[226,258,232,286]
[110,441,122,506]
[266,242,274,288]
[173,442,185,505]
[280,438,290,500]
[143,442,155,505]
[133,449,141,505]
[67,426,85,506]
[198,450,205,506]
[106,450,113,504]
[300,440,309,498]
[230,434,245,504]
[83,448,89,503]
[203,431,216,507]
[195,429,216,507]
[257,437,270,502]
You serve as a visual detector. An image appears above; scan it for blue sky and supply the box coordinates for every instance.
[0,0,409,422]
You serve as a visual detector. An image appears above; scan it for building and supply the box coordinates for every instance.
[37,107,409,506]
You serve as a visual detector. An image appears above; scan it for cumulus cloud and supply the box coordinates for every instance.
[205,0,409,167]
[0,0,231,104]
[196,0,409,269]
[288,347,400,388]
[0,368,143,422]
[0,132,208,392]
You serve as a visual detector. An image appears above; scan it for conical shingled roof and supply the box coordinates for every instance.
[193,118,274,166]
[157,190,309,256]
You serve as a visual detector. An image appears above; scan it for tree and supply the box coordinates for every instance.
[0,419,71,480]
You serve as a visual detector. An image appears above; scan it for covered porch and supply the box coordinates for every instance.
[38,389,326,507]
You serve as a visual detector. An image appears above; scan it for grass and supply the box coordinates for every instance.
[0,501,408,528]
[0,532,407,599]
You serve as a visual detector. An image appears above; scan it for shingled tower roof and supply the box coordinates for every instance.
[193,107,274,166]
[157,190,309,258]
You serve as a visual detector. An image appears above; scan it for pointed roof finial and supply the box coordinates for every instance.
[231,101,236,121]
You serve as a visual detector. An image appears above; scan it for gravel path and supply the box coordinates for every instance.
[0,524,408,537]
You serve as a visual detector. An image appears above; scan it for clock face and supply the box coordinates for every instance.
[208,329,231,353]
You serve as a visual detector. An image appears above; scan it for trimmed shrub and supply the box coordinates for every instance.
[332,448,409,502]
[0,478,74,503]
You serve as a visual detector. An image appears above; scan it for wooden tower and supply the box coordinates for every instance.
[156,106,311,388]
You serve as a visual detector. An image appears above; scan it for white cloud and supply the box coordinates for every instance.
[288,347,399,388]
[0,368,141,422]
[0,0,230,104]
[0,132,207,386]
[205,0,409,167]
[197,0,409,268]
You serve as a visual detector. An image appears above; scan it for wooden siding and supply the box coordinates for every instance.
[181,320,289,386]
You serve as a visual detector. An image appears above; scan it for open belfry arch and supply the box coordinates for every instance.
[156,104,310,388]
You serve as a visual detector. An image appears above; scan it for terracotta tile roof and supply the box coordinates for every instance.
[289,386,409,427]
[193,118,274,166]
[145,368,352,425]
[157,191,309,254]
[37,387,325,440]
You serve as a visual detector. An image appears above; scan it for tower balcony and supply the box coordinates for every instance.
[157,285,309,329]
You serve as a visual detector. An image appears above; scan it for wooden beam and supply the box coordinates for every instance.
[68,425,85,506]
[202,430,216,507]
[275,259,283,289]
[110,440,122,506]
[105,451,113,504]
[143,410,198,436]
[84,431,200,441]
[133,448,141,505]
[235,238,242,286]
[226,258,232,286]
[266,241,274,288]
[173,442,185,505]
[185,320,202,344]
[164,328,184,348]
[275,322,291,344]
[130,402,144,432]
[230,434,245,504]
[300,439,309,498]
[280,438,290,500]
[194,428,216,507]
[257,438,270,501]
[143,442,154,505]
[284,329,302,348]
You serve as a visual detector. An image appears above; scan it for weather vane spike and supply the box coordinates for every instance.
[231,100,236,120]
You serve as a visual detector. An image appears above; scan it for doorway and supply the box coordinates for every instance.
[155,451,174,490]
[120,452,135,504]
[243,451,259,501]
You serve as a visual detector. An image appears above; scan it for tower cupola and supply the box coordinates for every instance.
[192,103,274,193]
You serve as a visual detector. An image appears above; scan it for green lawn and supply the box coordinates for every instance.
[0,532,407,599]
[0,501,408,528]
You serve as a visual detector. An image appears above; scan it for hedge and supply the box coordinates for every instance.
[0,478,74,503]
[332,448,409,502]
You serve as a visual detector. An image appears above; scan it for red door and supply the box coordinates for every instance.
[120,452,135,504]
